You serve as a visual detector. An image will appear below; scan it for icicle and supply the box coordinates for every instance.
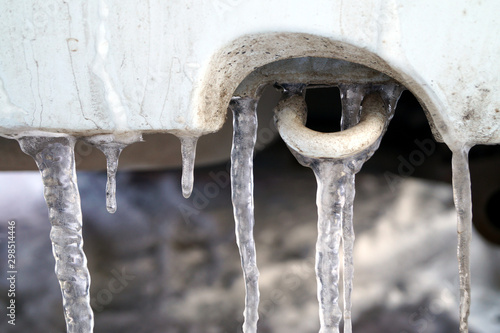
[338,84,367,333]
[100,143,126,213]
[17,135,93,333]
[229,97,260,333]
[312,159,346,333]
[338,84,366,131]
[275,87,401,333]
[342,170,355,333]
[451,145,473,333]
[291,151,370,333]
[85,133,142,213]
[376,84,405,120]
[179,136,198,198]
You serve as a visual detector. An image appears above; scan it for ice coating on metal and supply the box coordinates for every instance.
[276,87,398,332]
[180,136,199,199]
[17,135,93,333]
[230,97,260,333]
[451,146,473,333]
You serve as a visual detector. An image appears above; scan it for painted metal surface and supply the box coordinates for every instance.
[0,0,499,148]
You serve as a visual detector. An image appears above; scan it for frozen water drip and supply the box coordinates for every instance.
[451,145,473,333]
[274,85,402,333]
[17,135,94,333]
[229,97,261,333]
[85,134,142,213]
[179,136,199,199]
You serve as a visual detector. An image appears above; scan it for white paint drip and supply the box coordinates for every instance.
[92,0,129,131]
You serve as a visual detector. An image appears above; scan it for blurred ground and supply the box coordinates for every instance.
[1,136,500,333]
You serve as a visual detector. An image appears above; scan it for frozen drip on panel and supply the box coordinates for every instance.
[17,135,94,333]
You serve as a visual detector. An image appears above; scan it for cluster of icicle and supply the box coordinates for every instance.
[271,83,403,333]
[11,85,474,333]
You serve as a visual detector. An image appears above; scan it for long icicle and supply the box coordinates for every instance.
[18,135,93,333]
[338,84,366,333]
[229,97,260,333]
[451,145,473,333]
[312,160,346,333]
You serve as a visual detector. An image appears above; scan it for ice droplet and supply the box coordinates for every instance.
[179,136,198,198]
[17,135,93,333]
[451,145,473,333]
[229,97,260,333]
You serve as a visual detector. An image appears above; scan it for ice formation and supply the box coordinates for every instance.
[275,85,402,332]
[17,135,94,333]
[85,133,142,213]
[5,82,477,333]
[451,146,473,333]
[229,97,261,333]
[179,136,199,199]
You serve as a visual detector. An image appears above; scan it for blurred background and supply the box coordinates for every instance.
[1,88,500,332]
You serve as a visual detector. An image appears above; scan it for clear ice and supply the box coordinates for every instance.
[18,135,94,333]
[229,97,260,333]
[451,145,473,333]
[277,85,402,333]
[85,134,141,213]
[179,136,199,198]
[338,84,366,333]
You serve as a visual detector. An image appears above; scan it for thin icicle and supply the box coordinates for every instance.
[451,145,473,333]
[229,97,260,333]
[18,135,93,333]
[100,143,126,213]
[377,84,405,120]
[85,133,141,213]
[338,84,367,333]
[342,171,355,333]
[179,136,198,198]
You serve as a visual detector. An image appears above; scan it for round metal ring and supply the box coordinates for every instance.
[274,93,387,159]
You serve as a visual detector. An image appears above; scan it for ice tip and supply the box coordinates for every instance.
[106,191,117,213]
[106,203,117,214]
[181,170,194,198]
[182,183,193,199]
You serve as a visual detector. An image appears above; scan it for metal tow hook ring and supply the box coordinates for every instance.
[274,93,387,159]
